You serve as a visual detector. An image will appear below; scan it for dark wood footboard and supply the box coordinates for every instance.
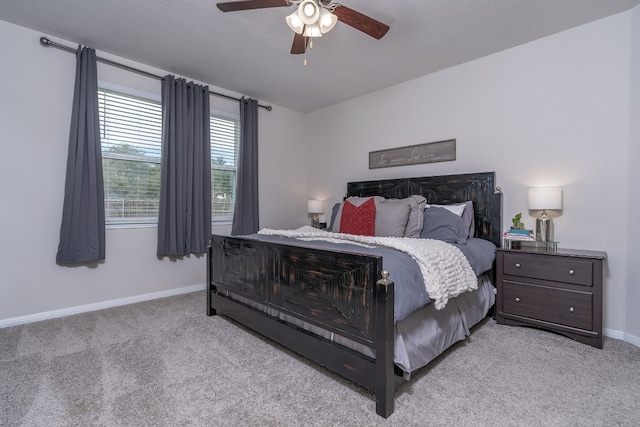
[207,235,403,418]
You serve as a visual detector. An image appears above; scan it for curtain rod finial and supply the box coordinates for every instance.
[40,37,51,47]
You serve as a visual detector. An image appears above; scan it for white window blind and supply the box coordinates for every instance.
[99,88,162,224]
[210,115,239,220]
[98,87,240,224]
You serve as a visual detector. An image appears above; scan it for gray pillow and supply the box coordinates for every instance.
[426,201,475,239]
[331,195,427,237]
[327,203,341,232]
[462,200,475,238]
[381,195,427,238]
[375,202,412,237]
[420,206,469,244]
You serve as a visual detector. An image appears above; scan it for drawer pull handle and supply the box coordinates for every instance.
[515,263,521,268]
[569,307,575,313]
[569,269,575,275]
[515,297,520,302]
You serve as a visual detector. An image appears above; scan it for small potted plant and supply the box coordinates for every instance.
[506,213,533,249]
[511,213,524,230]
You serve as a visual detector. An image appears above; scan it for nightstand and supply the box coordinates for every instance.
[495,247,606,348]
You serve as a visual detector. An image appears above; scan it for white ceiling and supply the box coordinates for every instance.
[1,0,639,113]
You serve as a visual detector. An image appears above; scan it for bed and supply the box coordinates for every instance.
[206,171,502,418]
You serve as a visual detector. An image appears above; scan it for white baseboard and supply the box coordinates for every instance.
[3,289,640,350]
[622,332,640,348]
[0,283,206,329]
[604,328,640,348]
[604,328,625,340]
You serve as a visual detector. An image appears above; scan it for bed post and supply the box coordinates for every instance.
[375,270,395,418]
[206,238,216,316]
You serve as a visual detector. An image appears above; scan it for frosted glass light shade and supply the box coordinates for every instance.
[318,9,337,33]
[286,11,304,34]
[307,200,323,214]
[298,0,319,25]
[303,23,323,37]
[528,187,562,210]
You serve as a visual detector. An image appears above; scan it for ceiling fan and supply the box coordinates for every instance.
[216,0,389,61]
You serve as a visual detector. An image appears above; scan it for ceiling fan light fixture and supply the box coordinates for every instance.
[298,0,319,25]
[216,0,390,65]
[303,22,323,38]
[318,8,337,34]
[285,11,304,34]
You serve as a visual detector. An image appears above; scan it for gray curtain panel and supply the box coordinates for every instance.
[157,76,211,257]
[56,46,105,265]
[231,97,259,235]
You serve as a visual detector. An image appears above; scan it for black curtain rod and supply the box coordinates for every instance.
[40,37,272,111]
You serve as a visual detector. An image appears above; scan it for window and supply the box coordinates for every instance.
[98,86,239,225]
[210,115,239,220]
[99,88,162,224]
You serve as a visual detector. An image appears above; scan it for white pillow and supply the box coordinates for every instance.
[425,203,466,217]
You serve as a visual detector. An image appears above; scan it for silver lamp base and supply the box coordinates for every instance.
[536,211,554,242]
[311,216,319,228]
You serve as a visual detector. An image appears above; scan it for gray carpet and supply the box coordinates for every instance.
[1,291,639,426]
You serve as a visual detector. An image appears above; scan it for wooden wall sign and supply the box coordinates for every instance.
[369,139,456,169]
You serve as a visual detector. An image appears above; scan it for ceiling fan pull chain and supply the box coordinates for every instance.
[304,40,308,66]
[305,36,314,66]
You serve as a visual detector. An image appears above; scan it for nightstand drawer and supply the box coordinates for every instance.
[502,281,593,330]
[503,252,593,286]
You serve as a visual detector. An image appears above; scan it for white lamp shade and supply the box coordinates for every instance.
[303,22,323,37]
[528,187,562,210]
[307,199,323,214]
[298,0,319,25]
[285,11,304,34]
[318,9,337,33]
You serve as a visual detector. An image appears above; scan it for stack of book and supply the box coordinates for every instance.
[503,228,534,241]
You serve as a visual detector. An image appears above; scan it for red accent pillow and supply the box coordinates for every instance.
[340,198,376,236]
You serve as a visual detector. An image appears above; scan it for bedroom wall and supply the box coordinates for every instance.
[626,6,640,342]
[0,20,307,323]
[305,10,636,342]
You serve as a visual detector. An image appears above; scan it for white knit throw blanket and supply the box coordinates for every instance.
[258,226,477,310]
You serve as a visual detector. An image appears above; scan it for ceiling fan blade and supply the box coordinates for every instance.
[291,32,306,54]
[333,5,389,39]
[217,0,289,12]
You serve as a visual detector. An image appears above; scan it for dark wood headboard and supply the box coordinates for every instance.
[346,172,503,247]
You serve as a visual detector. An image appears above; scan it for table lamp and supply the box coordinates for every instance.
[307,200,323,228]
[528,187,562,242]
